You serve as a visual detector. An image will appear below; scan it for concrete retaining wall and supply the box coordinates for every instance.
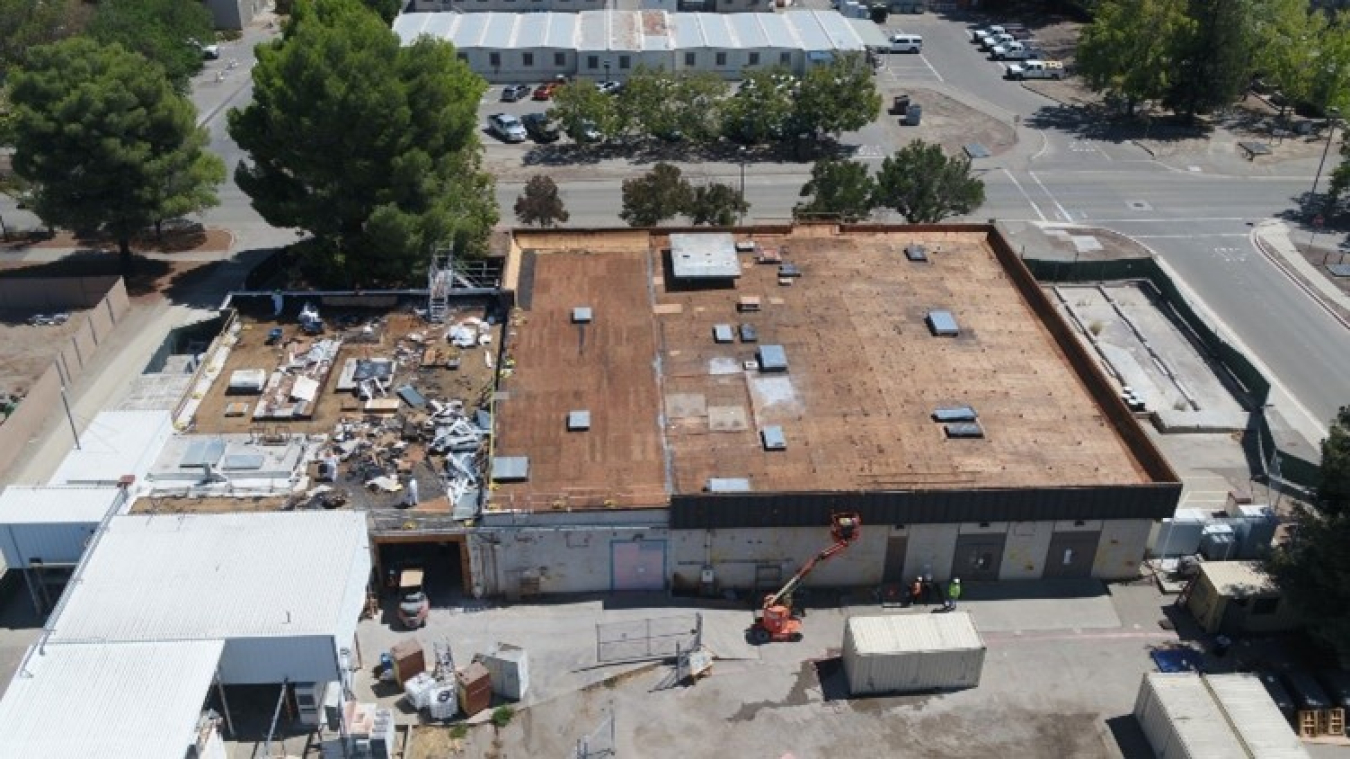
[0,278,130,479]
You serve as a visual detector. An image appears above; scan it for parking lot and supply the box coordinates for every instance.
[346,579,1219,758]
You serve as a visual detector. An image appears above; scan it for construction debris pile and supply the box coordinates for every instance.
[251,306,343,420]
[294,309,500,516]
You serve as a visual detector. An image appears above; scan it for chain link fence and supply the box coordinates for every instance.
[595,613,702,664]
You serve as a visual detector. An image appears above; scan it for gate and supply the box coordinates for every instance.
[611,539,666,591]
[596,613,702,664]
[1043,532,1101,579]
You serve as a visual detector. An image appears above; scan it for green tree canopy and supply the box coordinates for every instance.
[795,159,875,223]
[1251,0,1327,115]
[793,53,882,137]
[873,140,985,224]
[1164,0,1257,117]
[688,182,749,226]
[9,37,224,261]
[514,175,569,228]
[550,79,618,141]
[620,162,692,227]
[229,0,495,285]
[1265,406,1350,661]
[0,0,91,76]
[1076,0,1190,114]
[87,0,215,93]
[721,67,797,145]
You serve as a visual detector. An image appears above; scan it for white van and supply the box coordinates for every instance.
[889,34,923,54]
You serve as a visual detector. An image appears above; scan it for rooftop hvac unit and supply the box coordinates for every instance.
[369,708,396,759]
[1199,524,1236,561]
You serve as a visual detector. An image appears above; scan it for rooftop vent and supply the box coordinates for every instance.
[572,307,593,324]
[779,263,802,278]
[932,405,978,423]
[738,323,758,343]
[761,426,787,451]
[944,422,984,439]
[756,345,788,372]
[492,456,531,482]
[926,310,960,337]
[905,244,928,262]
[737,296,761,313]
[713,324,735,343]
[567,410,591,431]
[707,477,752,492]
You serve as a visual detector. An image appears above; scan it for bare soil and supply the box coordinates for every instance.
[1,223,233,255]
[0,310,88,401]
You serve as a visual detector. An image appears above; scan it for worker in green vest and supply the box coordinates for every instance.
[944,578,962,611]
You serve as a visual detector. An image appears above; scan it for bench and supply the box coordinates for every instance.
[1238,141,1272,161]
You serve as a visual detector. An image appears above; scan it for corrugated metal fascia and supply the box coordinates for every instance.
[671,484,1181,529]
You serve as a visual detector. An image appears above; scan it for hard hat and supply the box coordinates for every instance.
[953,578,961,583]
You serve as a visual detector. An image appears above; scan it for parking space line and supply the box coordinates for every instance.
[1001,168,1046,222]
[918,54,945,83]
[1028,170,1072,222]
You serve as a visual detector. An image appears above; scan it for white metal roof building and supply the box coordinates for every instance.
[47,410,174,488]
[0,486,126,568]
[392,10,888,82]
[46,510,371,684]
[0,640,226,759]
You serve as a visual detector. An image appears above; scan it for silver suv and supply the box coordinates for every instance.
[488,113,527,143]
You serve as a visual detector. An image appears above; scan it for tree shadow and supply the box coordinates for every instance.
[522,135,844,170]
[1023,103,1213,144]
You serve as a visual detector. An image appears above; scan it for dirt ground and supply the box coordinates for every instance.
[884,87,1016,158]
[0,310,88,400]
[0,222,233,255]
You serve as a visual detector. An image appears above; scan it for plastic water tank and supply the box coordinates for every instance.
[403,672,436,711]
[429,686,459,720]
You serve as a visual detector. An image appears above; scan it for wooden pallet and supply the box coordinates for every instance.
[1299,710,1320,738]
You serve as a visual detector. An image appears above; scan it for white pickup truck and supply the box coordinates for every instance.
[1005,60,1065,80]
[980,33,1015,51]
[990,41,1038,61]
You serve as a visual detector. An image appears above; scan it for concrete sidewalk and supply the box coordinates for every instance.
[1251,219,1350,328]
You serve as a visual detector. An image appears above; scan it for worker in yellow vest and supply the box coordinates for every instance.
[944,578,962,611]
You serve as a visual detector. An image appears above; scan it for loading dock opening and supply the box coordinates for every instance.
[373,534,472,603]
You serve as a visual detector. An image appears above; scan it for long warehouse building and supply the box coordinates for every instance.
[392,9,889,82]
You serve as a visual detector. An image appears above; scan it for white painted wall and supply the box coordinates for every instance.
[901,523,959,582]
[1000,521,1054,580]
[473,526,670,596]
[670,526,887,591]
[1094,519,1152,579]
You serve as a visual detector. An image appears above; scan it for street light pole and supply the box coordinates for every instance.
[1310,106,1340,213]
[738,147,747,226]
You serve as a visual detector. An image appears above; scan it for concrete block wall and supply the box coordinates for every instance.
[472,525,669,596]
[901,523,959,581]
[1093,519,1152,579]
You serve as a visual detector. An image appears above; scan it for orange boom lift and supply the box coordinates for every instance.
[749,513,862,644]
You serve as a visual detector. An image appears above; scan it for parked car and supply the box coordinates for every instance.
[488,113,528,143]
[971,25,1005,43]
[888,34,923,54]
[596,80,623,94]
[569,119,602,143]
[501,84,530,102]
[981,33,1015,51]
[991,41,1038,60]
[521,113,560,143]
[1005,60,1065,80]
[533,82,561,100]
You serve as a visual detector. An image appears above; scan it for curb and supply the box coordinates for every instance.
[1249,225,1350,331]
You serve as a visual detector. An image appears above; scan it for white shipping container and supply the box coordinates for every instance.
[478,643,530,701]
[841,612,985,696]
[1134,673,1246,759]
[1204,674,1310,759]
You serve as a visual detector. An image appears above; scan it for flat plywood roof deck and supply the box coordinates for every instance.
[497,228,1153,511]
[657,230,1148,494]
[492,250,669,511]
